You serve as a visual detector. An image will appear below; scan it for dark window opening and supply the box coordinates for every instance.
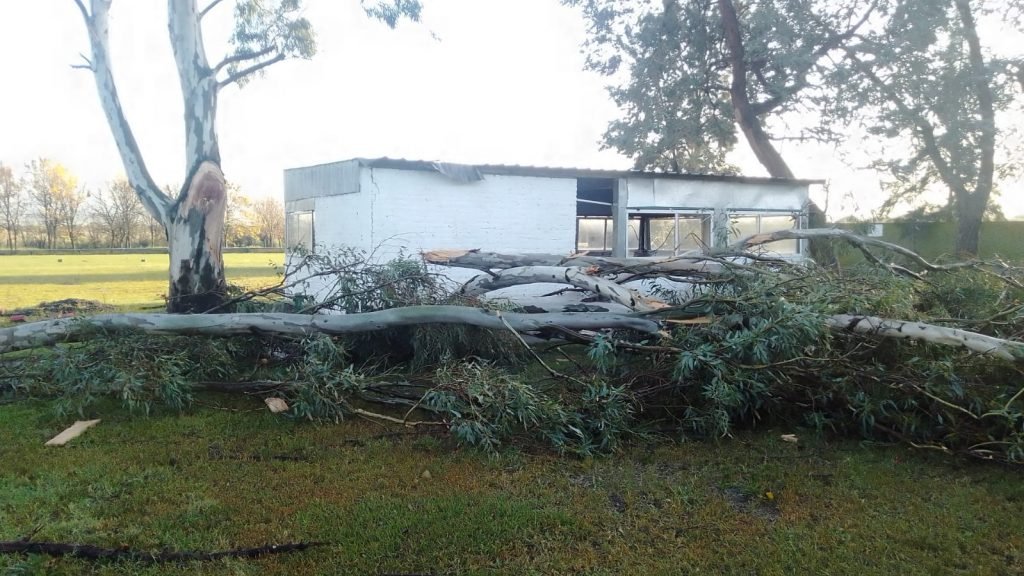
[575,178,616,253]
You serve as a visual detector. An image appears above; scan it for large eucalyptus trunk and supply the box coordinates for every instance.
[76,0,229,312]
[166,162,228,312]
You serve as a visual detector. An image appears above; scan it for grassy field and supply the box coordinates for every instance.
[2,396,1023,575]
[0,253,285,311]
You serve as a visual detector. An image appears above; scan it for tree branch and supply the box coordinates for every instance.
[751,1,877,117]
[843,50,966,195]
[75,0,171,225]
[213,45,277,75]
[70,53,93,70]
[217,52,286,89]
[198,0,226,20]
[72,0,89,21]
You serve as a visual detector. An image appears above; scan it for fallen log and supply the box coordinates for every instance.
[460,266,668,312]
[0,307,662,354]
[826,314,1024,361]
[423,249,729,276]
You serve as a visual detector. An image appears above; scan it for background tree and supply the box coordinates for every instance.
[828,0,1024,255]
[250,196,285,247]
[92,179,145,248]
[0,163,26,250]
[57,184,88,249]
[568,0,875,176]
[72,0,420,312]
[26,159,77,250]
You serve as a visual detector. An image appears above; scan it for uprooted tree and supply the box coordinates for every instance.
[71,0,420,312]
[5,230,1024,463]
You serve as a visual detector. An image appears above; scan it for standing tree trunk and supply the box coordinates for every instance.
[76,0,227,312]
[716,0,794,180]
[952,0,995,256]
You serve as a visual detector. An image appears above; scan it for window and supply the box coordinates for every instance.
[729,213,798,254]
[630,214,710,256]
[286,210,314,252]
[576,217,612,252]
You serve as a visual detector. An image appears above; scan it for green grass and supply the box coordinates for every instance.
[0,253,284,310]
[2,396,1023,575]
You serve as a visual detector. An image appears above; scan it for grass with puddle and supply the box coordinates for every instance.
[1,395,1022,575]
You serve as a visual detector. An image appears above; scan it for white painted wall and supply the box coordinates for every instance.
[623,177,807,211]
[309,191,371,253]
[361,167,578,261]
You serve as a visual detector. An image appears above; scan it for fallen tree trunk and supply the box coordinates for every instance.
[423,249,730,276]
[460,266,667,312]
[0,307,661,354]
[827,314,1024,361]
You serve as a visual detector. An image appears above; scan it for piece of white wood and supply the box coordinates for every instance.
[45,419,101,447]
[264,397,289,413]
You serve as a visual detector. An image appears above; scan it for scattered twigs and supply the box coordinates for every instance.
[350,408,445,428]
[731,228,979,272]
[0,539,326,563]
[496,311,590,387]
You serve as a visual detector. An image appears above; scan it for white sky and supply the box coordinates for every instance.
[0,1,1018,219]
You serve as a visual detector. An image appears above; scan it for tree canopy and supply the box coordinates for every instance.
[569,0,1024,254]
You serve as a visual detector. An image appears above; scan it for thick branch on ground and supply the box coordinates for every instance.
[0,308,661,354]
[423,250,729,276]
[827,315,1024,362]
[460,266,667,312]
[0,539,323,563]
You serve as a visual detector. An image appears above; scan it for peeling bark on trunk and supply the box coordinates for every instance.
[167,161,228,313]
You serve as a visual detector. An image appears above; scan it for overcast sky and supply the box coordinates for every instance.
[0,1,1016,219]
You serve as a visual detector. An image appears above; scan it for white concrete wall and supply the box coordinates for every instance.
[623,178,808,211]
[362,167,578,261]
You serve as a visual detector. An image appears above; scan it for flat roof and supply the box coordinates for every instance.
[287,157,824,186]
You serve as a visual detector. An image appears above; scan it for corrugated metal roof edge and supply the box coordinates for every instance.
[284,157,825,186]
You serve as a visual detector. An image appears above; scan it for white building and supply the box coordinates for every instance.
[284,157,820,261]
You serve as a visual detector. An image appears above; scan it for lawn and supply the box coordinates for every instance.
[1,396,1022,575]
[0,253,285,310]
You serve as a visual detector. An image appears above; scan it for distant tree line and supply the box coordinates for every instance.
[0,159,284,251]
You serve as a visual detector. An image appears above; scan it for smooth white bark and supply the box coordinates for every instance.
[827,314,1024,361]
[460,266,667,312]
[0,307,662,354]
[76,0,170,225]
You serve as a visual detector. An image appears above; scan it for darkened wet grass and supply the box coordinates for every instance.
[2,394,1022,575]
